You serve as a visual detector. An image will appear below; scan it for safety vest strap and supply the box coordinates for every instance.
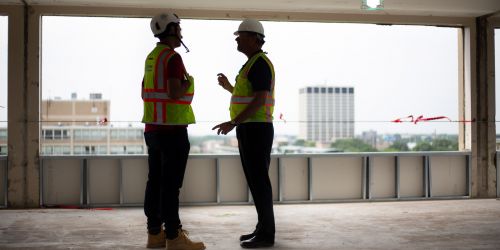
[153,49,176,90]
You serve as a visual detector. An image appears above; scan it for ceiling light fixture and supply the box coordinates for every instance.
[361,0,384,10]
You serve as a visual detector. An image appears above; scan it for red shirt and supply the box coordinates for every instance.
[144,49,188,133]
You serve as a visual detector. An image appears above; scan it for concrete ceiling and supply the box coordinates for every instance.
[3,0,500,18]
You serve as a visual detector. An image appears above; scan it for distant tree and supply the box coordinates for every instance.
[331,139,377,152]
[294,139,306,146]
[431,138,458,151]
[412,141,433,151]
[412,138,457,151]
[384,140,409,152]
[294,139,316,147]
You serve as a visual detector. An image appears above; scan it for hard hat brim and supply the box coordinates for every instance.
[233,30,265,37]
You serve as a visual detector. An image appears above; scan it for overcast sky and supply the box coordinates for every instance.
[1,16,500,136]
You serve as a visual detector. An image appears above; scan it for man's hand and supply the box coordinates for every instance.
[212,121,235,135]
[217,73,233,93]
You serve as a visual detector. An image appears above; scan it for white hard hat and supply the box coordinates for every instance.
[234,18,265,37]
[150,12,180,36]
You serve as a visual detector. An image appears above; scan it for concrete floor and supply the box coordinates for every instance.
[1,199,500,249]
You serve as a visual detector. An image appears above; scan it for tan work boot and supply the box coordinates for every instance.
[166,229,205,250]
[147,229,166,248]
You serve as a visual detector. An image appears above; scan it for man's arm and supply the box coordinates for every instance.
[212,91,268,135]
[166,54,190,100]
[167,77,190,100]
[217,73,234,93]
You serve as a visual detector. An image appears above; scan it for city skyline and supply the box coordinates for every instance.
[2,16,500,135]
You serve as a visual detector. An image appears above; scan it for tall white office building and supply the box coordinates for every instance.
[299,86,355,143]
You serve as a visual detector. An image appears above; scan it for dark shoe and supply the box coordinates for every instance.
[239,232,256,242]
[240,235,274,248]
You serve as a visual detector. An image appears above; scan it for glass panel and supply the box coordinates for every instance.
[110,145,126,154]
[54,129,62,139]
[73,145,84,155]
[62,129,70,139]
[42,146,52,155]
[126,145,143,154]
[44,130,53,140]
[96,145,107,154]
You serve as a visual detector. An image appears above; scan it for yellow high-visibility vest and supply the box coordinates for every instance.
[230,52,275,123]
[141,44,195,125]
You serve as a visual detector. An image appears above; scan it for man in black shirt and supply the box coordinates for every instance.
[213,19,276,248]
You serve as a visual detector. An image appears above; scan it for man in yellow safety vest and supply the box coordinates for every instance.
[142,12,205,250]
[213,18,276,248]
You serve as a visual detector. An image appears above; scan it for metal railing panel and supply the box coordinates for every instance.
[179,158,217,203]
[269,158,279,201]
[42,159,81,206]
[280,157,309,201]
[0,156,6,207]
[398,156,425,198]
[370,156,397,199]
[121,158,148,204]
[497,151,499,198]
[362,156,368,199]
[424,156,430,198]
[34,152,472,207]
[218,157,247,203]
[311,156,363,200]
[396,156,400,199]
[87,159,120,205]
[429,156,468,197]
[278,157,283,202]
[466,154,472,197]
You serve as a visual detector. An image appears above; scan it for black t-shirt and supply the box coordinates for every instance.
[246,57,272,92]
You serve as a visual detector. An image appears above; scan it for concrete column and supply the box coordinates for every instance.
[6,4,40,208]
[458,28,473,151]
[472,16,497,198]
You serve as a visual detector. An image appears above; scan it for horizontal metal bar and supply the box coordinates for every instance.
[38,151,472,161]
[41,194,472,208]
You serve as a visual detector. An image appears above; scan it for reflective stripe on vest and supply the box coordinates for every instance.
[141,44,195,125]
[230,96,275,106]
[142,92,194,104]
[230,52,275,123]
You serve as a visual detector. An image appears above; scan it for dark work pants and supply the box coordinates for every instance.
[144,128,190,238]
[236,122,275,237]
